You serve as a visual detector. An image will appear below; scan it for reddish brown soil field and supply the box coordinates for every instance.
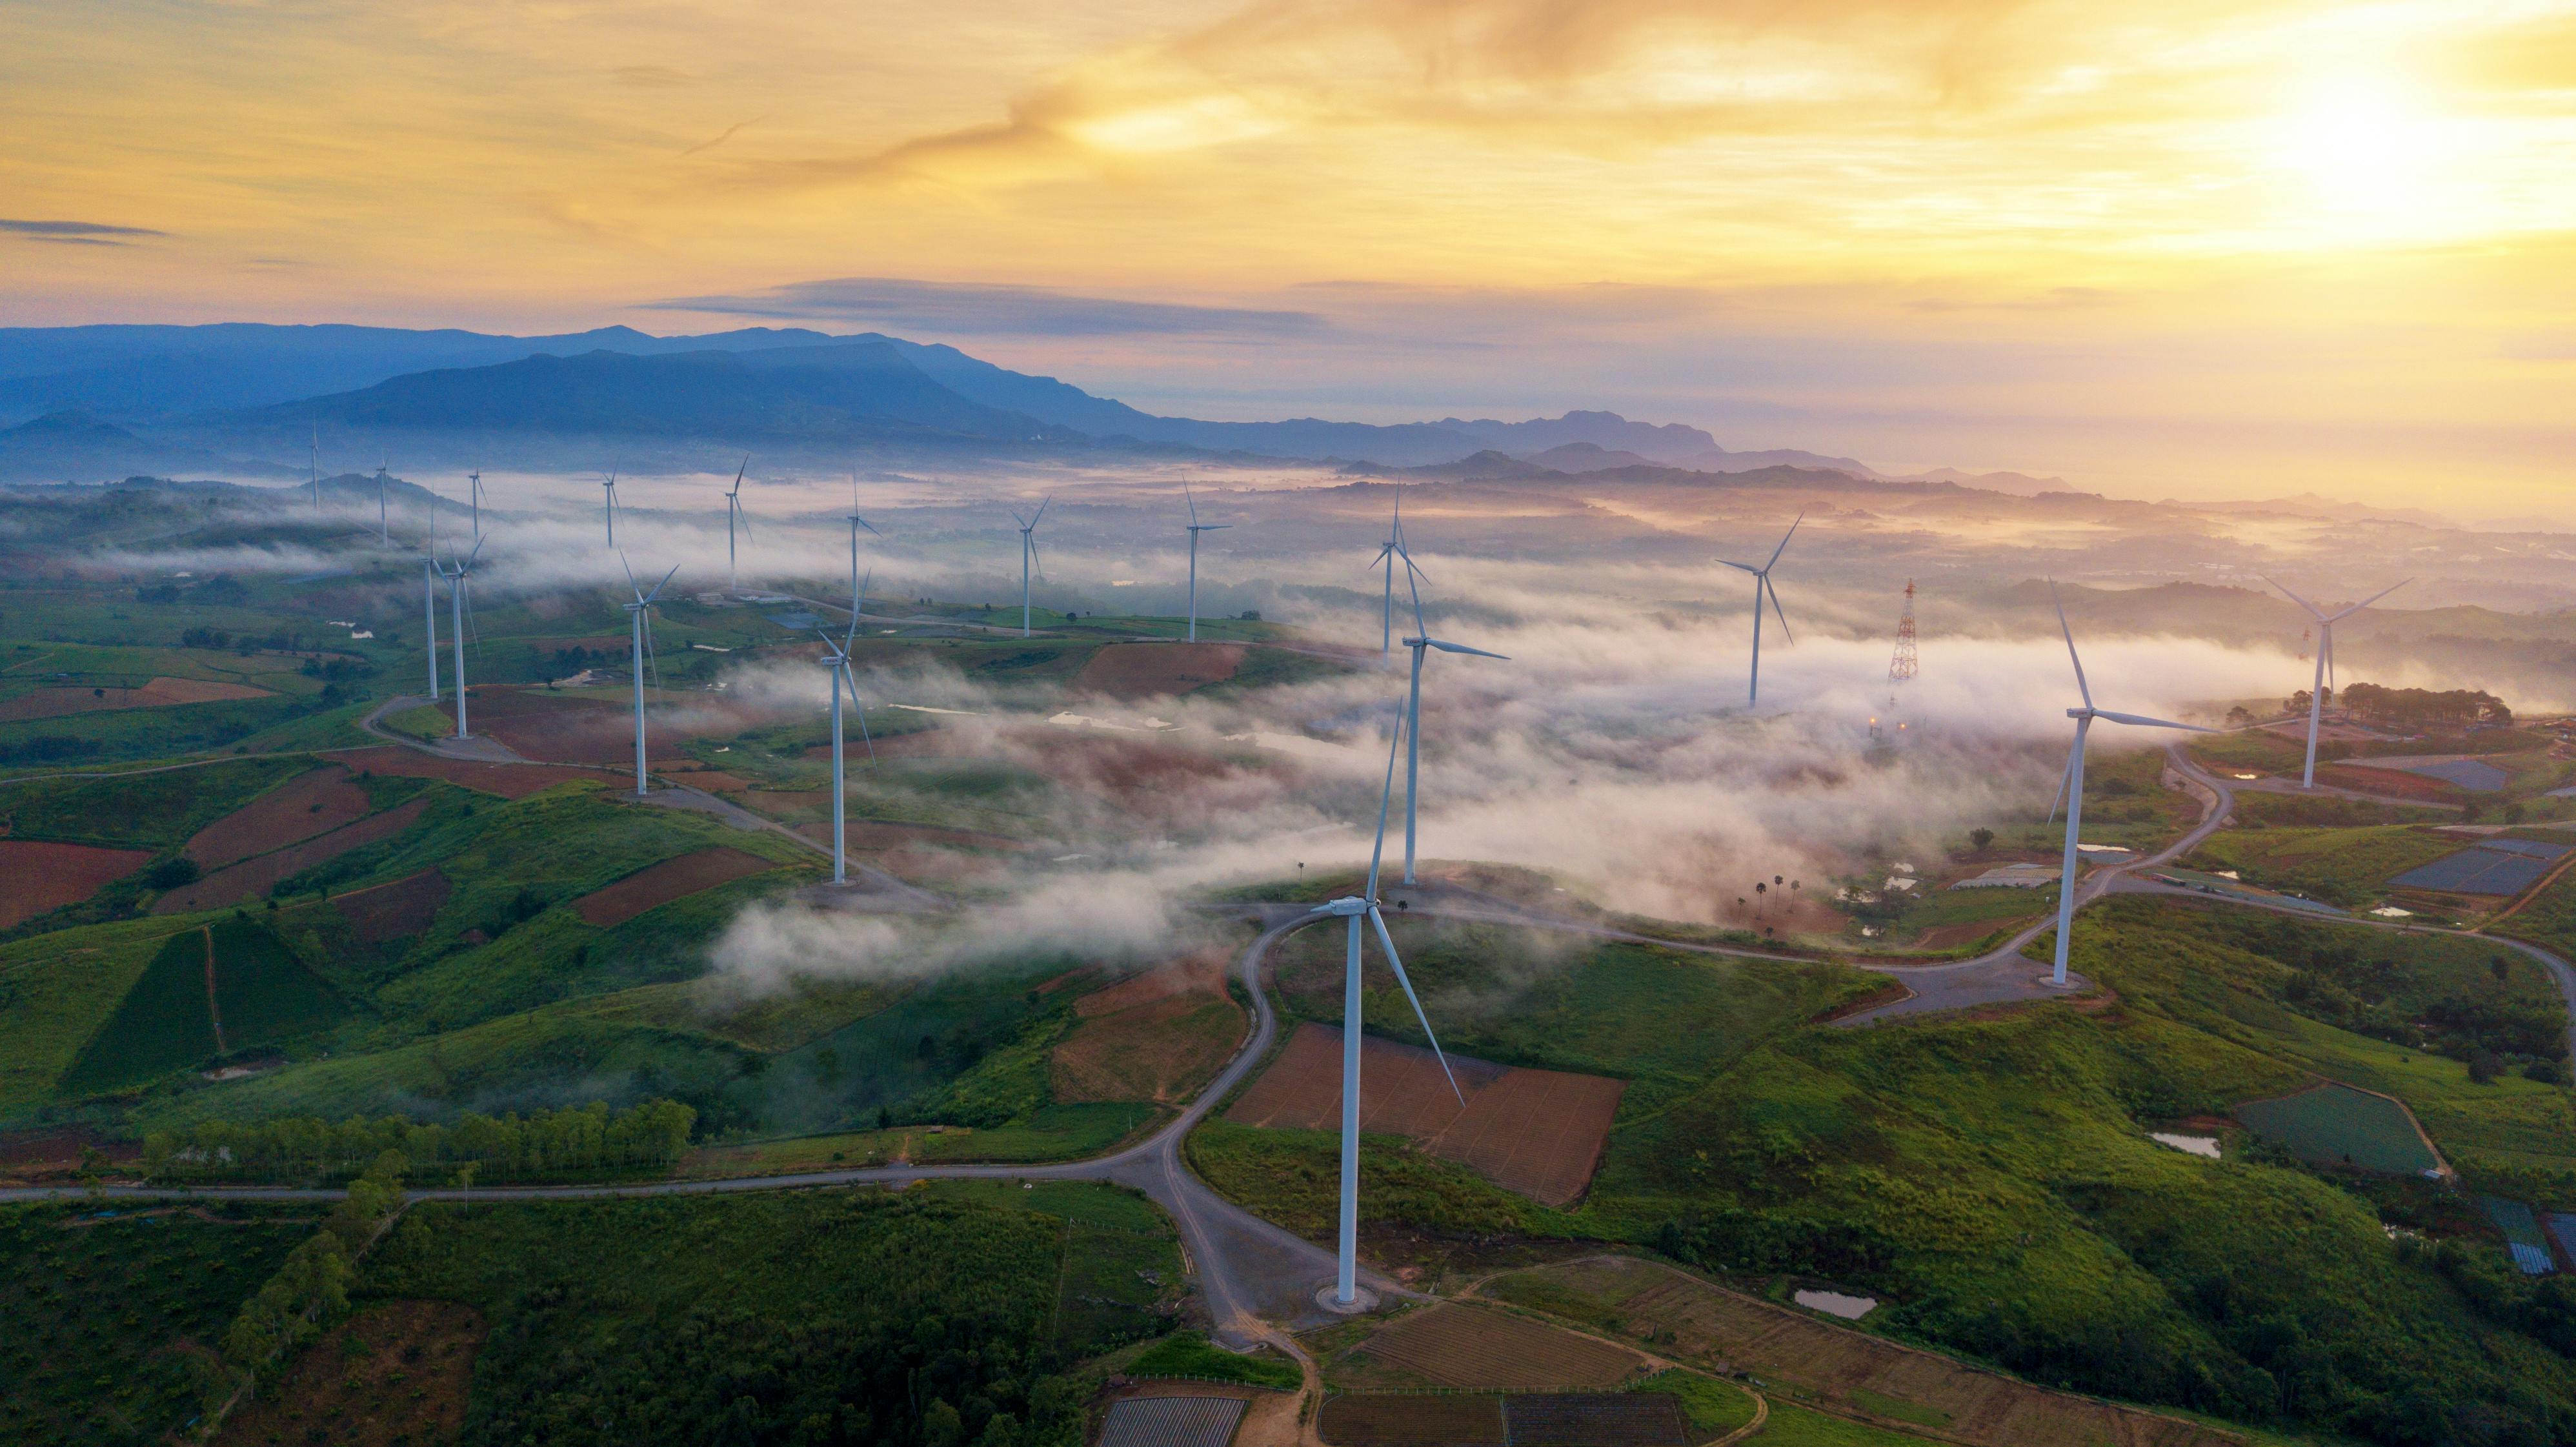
[332,744,572,799]
[332,867,452,942]
[470,686,760,767]
[1228,1022,1624,1206]
[214,1299,485,1447]
[183,764,376,870]
[154,798,428,914]
[0,676,271,722]
[1318,1393,1504,1447]
[0,840,150,927]
[1074,642,1246,698]
[0,1126,139,1182]
[572,846,778,926]
[1356,1304,1642,1388]
[1053,954,1246,1104]
[1502,1395,1687,1447]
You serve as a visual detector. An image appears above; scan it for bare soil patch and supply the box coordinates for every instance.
[0,840,151,927]
[471,686,760,767]
[1354,1302,1643,1388]
[0,676,271,722]
[1053,955,1247,1104]
[184,765,375,870]
[214,1299,485,1447]
[332,867,452,943]
[154,798,429,914]
[1911,918,2032,951]
[1228,1023,1624,1206]
[0,1126,139,1182]
[1493,1256,2239,1447]
[332,744,570,799]
[1319,1393,1504,1447]
[572,846,777,927]
[1074,642,1246,699]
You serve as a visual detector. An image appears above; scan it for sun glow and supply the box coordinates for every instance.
[2273,72,2446,224]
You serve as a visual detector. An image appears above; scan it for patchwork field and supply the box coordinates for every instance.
[1227,1022,1624,1205]
[0,675,272,721]
[570,845,778,926]
[58,918,347,1095]
[1318,1393,1504,1447]
[1484,1257,2240,1447]
[330,866,452,942]
[0,840,150,927]
[330,744,572,798]
[182,763,376,869]
[153,796,429,913]
[2235,1082,2443,1175]
[212,1299,485,1447]
[1052,953,1246,1105]
[1343,1301,1644,1388]
[1074,642,1246,698]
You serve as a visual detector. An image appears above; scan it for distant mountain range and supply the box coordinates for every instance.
[0,320,2051,487]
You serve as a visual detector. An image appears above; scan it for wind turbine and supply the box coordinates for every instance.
[722,457,752,594]
[1719,512,1802,707]
[1183,482,1229,642]
[375,460,391,547]
[2044,583,2213,986]
[815,522,878,885]
[309,425,320,514]
[1391,558,1504,886]
[601,471,621,548]
[1311,691,1465,1308]
[617,552,680,797]
[1011,496,1052,637]
[467,469,484,542]
[2264,576,2410,788]
[1367,491,1411,654]
[437,534,487,739]
[421,493,441,702]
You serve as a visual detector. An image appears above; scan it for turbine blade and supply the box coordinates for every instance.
[732,456,748,491]
[464,532,486,569]
[736,498,752,541]
[1718,560,1758,574]
[1765,511,1805,571]
[1369,906,1463,1106]
[2050,580,2093,710]
[1032,493,1053,527]
[1184,480,1198,525]
[1200,524,1233,531]
[854,514,882,537]
[1766,576,1793,646]
[1397,545,1429,585]
[845,663,876,766]
[618,549,639,598]
[1364,694,1404,898]
[2047,744,2075,824]
[2096,709,2217,733]
[2328,577,2411,622]
[2263,574,2326,618]
[646,562,680,603]
[1424,638,1507,659]
[845,567,870,651]
[643,614,661,694]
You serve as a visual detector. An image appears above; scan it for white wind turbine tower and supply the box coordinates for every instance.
[1719,512,1802,707]
[2265,576,2410,788]
[1011,496,1052,637]
[467,469,484,541]
[2044,583,2213,986]
[437,534,487,740]
[722,457,752,594]
[1183,482,1229,642]
[1310,700,1465,1308]
[421,493,441,702]
[815,530,878,885]
[617,552,680,797]
[375,460,391,546]
[1391,554,1504,886]
[309,425,321,514]
[601,471,621,548]
[1367,491,1411,654]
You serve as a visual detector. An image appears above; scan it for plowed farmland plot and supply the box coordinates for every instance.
[0,840,148,927]
[182,764,375,869]
[1503,1394,1689,1447]
[1487,1257,2240,1447]
[1074,642,1245,698]
[1053,954,1247,1104]
[1352,1303,1643,1388]
[153,797,428,913]
[472,686,756,767]
[0,675,270,721]
[572,845,778,926]
[331,867,452,942]
[332,744,569,798]
[1227,1022,1624,1205]
[1319,1393,1504,1447]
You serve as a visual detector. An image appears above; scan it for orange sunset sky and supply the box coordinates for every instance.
[3,1,2571,509]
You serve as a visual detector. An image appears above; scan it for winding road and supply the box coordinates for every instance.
[14,731,2576,1354]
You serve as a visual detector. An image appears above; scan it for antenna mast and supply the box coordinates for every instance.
[1886,579,1918,695]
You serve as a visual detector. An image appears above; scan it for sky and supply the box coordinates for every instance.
[3,0,2573,507]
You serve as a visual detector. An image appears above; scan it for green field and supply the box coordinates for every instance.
[0,919,200,1111]
[2184,824,2465,907]
[0,1202,313,1447]
[0,756,314,850]
[357,1186,1174,1444]
[1125,1330,1303,1389]
[2235,1083,2441,1174]
[55,917,348,1097]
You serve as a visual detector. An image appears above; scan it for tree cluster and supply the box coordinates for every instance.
[145,1098,696,1184]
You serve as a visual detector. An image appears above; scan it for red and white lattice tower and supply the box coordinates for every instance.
[1886,579,1918,688]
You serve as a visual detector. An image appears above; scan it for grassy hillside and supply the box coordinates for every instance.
[2183,824,2462,907]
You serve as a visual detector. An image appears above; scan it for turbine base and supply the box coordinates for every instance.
[1313,1283,1381,1315]
[2034,971,2086,992]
